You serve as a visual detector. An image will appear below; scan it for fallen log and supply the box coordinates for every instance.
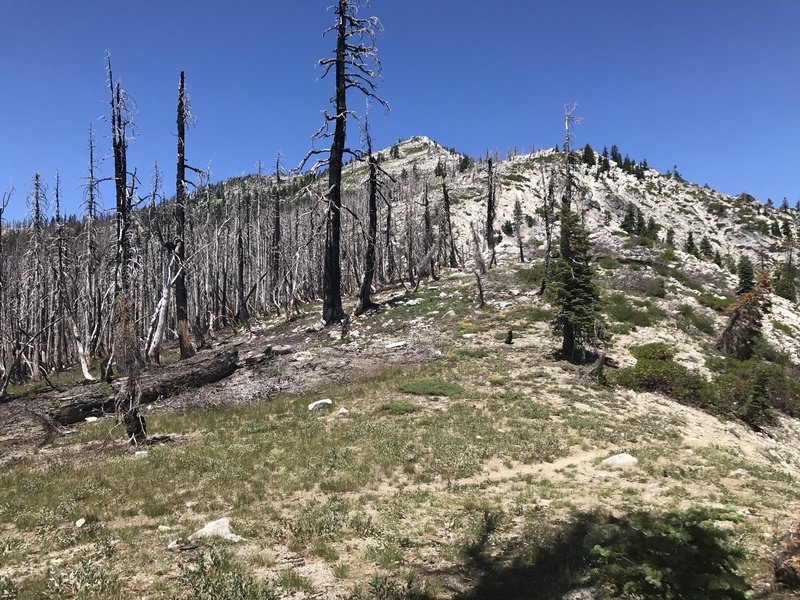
[51,348,239,425]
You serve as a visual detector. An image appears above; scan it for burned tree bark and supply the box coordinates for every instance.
[356,122,382,315]
[52,348,239,425]
[305,0,389,325]
[486,157,497,268]
[108,55,147,445]
[175,71,196,359]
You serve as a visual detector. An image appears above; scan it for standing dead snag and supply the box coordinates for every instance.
[486,156,497,268]
[107,55,146,445]
[513,198,525,263]
[175,71,196,358]
[356,118,382,315]
[304,0,389,325]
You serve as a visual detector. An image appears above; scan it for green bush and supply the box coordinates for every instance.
[643,277,667,298]
[590,508,750,600]
[629,342,675,361]
[378,401,419,415]
[697,293,734,312]
[675,304,716,335]
[597,256,621,270]
[604,293,665,328]
[183,548,280,600]
[614,354,712,408]
[706,357,800,425]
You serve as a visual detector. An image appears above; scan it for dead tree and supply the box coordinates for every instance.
[513,198,525,262]
[174,71,196,358]
[304,0,389,325]
[355,120,382,315]
[0,187,12,384]
[107,55,146,445]
[272,154,282,296]
[486,156,497,268]
[441,181,459,268]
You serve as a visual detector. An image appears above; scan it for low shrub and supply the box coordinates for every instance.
[697,293,734,312]
[590,508,750,600]
[182,548,279,599]
[604,294,665,328]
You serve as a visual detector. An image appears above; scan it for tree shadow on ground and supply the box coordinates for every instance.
[453,511,603,600]
[388,508,753,600]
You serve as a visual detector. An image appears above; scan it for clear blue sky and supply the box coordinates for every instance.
[1,0,799,221]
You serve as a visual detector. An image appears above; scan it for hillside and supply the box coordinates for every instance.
[1,136,800,599]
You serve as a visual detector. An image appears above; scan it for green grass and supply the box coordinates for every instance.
[398,378,464,397]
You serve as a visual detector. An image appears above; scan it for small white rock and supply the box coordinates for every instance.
[189,517,243,543]
[308,399,333,411]
[406,298,424,306]
[84,416,99,423]
[444,310,457,318]
[134,450,149,459]
[158,525,172,532]
[337,407,349,416]
[386,341,406,349]
[601,453,638,468]
[462,333,477,339]
[75,518,86,528]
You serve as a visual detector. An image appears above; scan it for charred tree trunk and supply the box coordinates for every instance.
[442,182,459,268]
[356,142,380,315]
[108,56,146,445]
[321,5,348,325]
[175,71,195,358]
[486,157,497,268]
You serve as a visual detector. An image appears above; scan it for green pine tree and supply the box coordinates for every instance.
[621,204,637,233]
[582,143,595,166]
[699,236,713,259]
[665,228,675,248]
[684,232,697,255]
[774,262,797,301]
[737,256,755,295]
[549,206,603,362]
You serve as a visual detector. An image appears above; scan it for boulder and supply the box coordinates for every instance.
[308,399,333,411]
[601,453,638,468]
[188,517,243,543]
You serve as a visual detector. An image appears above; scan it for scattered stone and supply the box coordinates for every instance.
[337,407,349,416]
[75,518,86,528]
[308,399,334,411]
[729,468,750,479]
[509,288,521,296]
[168,538,201,552]
[462,333,477,339]
[189,517,243,543]
[158,525,172,532]
[273,345,293,356]
[84,416,99,423]
[498,301,513,309]
[185,501,197,509]
[444,310,456,318]
[291,351,313,362]
[305,322,325,333]
[134,450,149,459]
[329,330,342,340]
[406,298,424,306]
[601,453,638,468]
[350,330,361,338]
[386,341,406,349]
